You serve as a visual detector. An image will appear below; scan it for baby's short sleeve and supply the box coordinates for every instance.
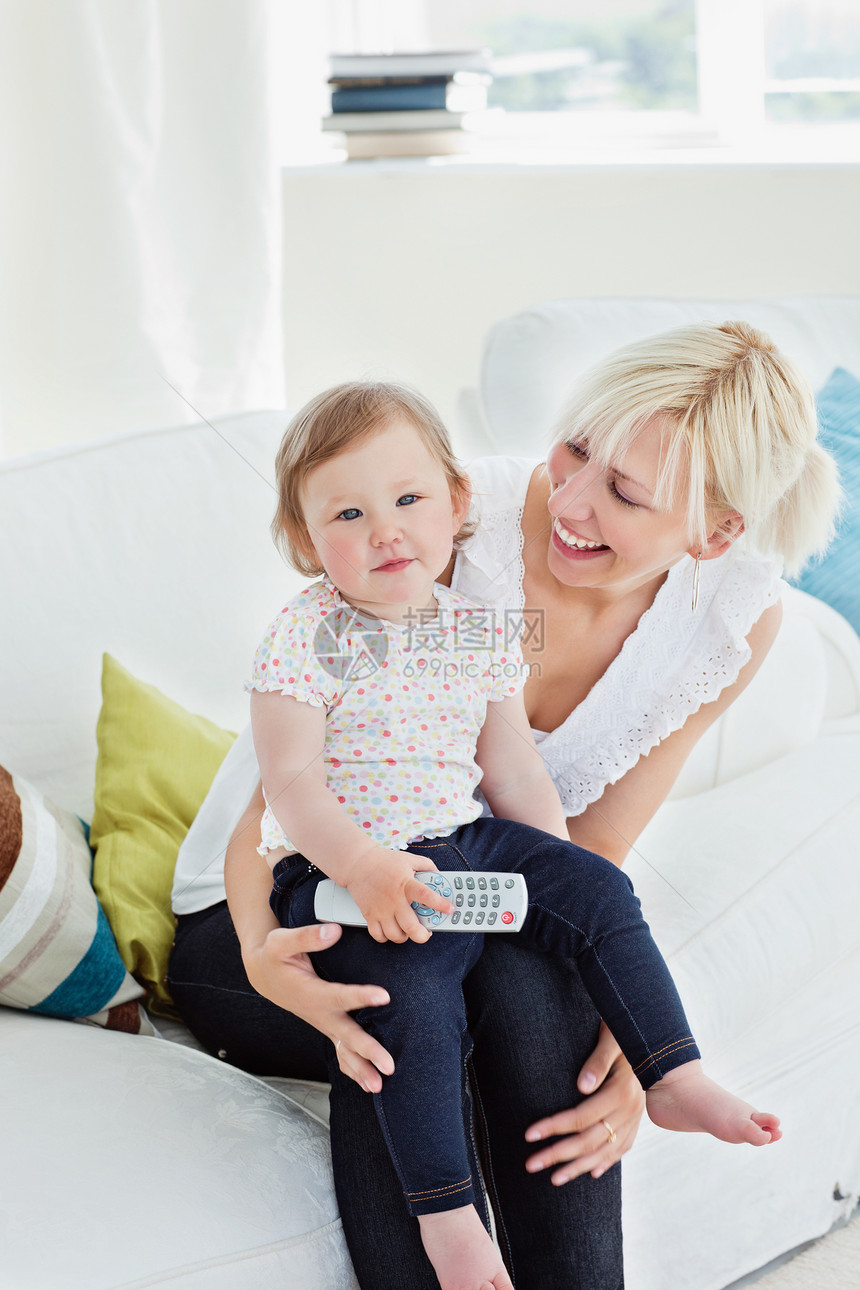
[488,626,528,704]
[245,590,341,710]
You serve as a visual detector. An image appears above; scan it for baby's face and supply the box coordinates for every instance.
[300,419,468,624]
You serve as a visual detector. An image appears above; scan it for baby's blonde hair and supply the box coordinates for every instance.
[553,321,840,575]
[271,381,474,576]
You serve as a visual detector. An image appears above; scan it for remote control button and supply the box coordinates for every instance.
[478,877,487,889]
[466,876,475,890]
[467,894,476,907]
[505,879,515,889]
[441,886,452,898]
[430,915,442,926]
[487,913,497,925]
[490,878,499,890]
[492,895,499,907]
[451,911,461,924]
[455,894,464,907]
[454,877,463,889]
[501,911,514,924]
[463,911,473,924]
[475,912,485,925]
[479,895,488,907]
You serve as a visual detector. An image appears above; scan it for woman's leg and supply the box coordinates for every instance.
[324,937,624,1290]
[168,899,624,1289]
[465,937,625,1290]
[168,902,329,1077]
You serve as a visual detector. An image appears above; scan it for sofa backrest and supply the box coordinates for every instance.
[1,411,304,818]
[474,295,860,455]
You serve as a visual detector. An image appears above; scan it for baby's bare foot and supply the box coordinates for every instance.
[417,1205,513,1290]
[646,1060,781,1145]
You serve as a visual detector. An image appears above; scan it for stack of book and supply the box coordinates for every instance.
[324,50,493,160]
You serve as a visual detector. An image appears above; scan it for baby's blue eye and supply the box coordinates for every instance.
[337,507,362,521]
[397,494,419,506]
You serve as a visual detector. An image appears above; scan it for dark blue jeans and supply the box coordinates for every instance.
[169,894,625,1288]
[270,817,699,1218]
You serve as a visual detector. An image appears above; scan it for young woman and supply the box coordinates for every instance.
[168,321,838,1289]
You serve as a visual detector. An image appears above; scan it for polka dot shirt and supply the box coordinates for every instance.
[246,580,526,857]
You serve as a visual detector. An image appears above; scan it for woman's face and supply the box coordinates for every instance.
[544,416,700,595]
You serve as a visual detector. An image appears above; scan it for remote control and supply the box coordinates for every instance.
[313,871,528,932]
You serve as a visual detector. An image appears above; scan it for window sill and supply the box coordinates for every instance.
[284,115,860,172]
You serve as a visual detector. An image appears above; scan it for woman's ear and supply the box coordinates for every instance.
[693,511,745,561]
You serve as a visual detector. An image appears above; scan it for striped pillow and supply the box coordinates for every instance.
[0,765,148,1033]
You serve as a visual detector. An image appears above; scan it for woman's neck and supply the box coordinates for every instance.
[519,465,672,733]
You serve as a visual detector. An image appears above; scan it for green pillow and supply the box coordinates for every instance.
[90,655,235,1014]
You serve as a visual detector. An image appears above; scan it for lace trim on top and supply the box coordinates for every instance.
[455,456,532,618]
[455,456,785,817]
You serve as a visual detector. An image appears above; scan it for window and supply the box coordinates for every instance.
[423,0,698,117]
[299,0,860,160]
[764,0,860,124]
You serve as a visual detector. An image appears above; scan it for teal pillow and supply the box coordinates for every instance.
[796,367,860,634]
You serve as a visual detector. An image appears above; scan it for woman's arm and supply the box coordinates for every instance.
[224,779,396,1092]
[523,600,783,1180]
[567,599,784,866]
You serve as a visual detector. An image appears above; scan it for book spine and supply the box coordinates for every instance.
[330,50,491,78]
[331,83,448,113]
[323,109,465,133]
[328,75,451,89]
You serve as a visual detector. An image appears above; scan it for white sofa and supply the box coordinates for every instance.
[2,296,859,1290]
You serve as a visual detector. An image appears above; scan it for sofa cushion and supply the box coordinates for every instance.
[795,367,860,635]
[89,655,235,1014]
[1,1009,357,1290]
[0,764,147,1031]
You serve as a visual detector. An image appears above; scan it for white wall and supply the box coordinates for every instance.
[282,160,860,445]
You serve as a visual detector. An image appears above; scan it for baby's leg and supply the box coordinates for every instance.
[646,1060,781,1145]
[418,1208,513,1290]
[450,819,780,1149]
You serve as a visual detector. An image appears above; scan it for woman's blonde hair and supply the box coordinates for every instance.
[271,381,474,576]
[553,320,840,575]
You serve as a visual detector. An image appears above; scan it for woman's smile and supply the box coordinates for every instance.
[552,518,609,555]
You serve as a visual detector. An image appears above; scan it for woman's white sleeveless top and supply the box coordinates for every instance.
[452,456,784,817]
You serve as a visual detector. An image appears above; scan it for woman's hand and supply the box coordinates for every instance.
[243,921,396,1093]
[523,1023,645,1184]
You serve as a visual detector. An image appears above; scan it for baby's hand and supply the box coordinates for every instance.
[346,850,453,944]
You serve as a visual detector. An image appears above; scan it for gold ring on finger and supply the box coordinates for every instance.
[602,1119,617,1145]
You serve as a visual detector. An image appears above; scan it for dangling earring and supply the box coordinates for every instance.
[691,553,702,613]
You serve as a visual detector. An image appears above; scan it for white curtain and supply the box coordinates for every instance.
[0,0,284,458]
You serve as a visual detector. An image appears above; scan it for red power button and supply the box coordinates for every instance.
[501,911,514,924]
